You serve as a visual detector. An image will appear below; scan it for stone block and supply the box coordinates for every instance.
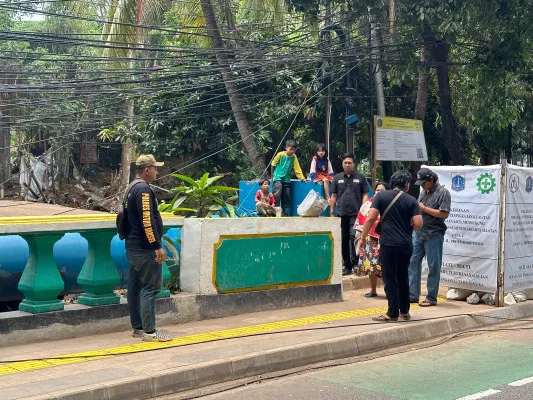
[266,347,302,372]
[194,360,234,387]
[105,377,153,400]
[152,368,196,397]
[326,336,360,360]
[355,331,385,354]
[230,352,270,379]
[297,342,331,365]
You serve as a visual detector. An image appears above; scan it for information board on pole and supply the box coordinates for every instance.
[374,116,428,161]
[504,164,533,292]
[422,165,500,292]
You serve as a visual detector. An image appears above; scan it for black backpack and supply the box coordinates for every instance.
[116,179,144,240]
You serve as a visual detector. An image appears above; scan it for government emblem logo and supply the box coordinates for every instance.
[451,173,465,192]
[526,176,533,193]
[509,173,519,193]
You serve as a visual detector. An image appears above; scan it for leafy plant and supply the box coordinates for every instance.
[159,172,239,218]
[162,236,181,293]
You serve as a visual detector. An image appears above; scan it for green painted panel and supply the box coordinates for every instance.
[214,233,333,293]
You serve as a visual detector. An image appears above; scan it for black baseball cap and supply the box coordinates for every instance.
[415,168,434,185]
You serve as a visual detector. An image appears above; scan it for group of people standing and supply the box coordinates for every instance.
[258,139,452,321]
[355,168,451,321]
[123,146,452,342]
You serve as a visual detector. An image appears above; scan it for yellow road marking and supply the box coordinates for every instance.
[0,298,445,376]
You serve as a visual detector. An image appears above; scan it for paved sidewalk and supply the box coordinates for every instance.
[0,289,530,400]
[0,200,106,217]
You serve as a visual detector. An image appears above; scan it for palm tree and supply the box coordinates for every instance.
[101,0,171,190]
[200,0,267,177]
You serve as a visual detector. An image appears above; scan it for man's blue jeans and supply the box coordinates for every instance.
[408,233,444,305]
[126,249,162,333]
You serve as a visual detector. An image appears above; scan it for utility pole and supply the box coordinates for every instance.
[325,2,332,156]
[345,23,354,155]
[369,8,392,182]
[507,123,513,164]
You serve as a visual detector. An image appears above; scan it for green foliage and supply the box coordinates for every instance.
[162,235,180,293]
[159,172,240,218]
[3,0,533,195]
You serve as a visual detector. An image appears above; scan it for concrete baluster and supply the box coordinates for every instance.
[18,234,65,313]
[157,261,171,298]
[77,230,120,305]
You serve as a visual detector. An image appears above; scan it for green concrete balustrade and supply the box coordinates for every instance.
[77,230,121,306]
[18,234,66,313]
[0,215,183,314]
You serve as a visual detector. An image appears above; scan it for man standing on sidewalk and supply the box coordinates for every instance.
[125,154,171,342]
[409,167,451,307]
[330,153,369,275]
[359,170,423,321]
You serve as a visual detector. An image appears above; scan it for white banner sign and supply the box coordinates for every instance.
[423,165,501,292]
[504,165,533,291]
[375,116,428,161]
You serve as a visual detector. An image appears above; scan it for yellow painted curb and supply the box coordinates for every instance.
[0,298,445,376]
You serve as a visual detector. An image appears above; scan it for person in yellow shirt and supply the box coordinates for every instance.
[271,140,306,216]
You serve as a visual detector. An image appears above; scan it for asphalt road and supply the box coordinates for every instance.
[189,321,533,400]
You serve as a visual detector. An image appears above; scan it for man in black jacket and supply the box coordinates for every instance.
[125,154,171,342]
[330,153,369,275]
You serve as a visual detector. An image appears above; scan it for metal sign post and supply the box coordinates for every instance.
[496,159,507,307]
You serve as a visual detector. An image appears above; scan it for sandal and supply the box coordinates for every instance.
[364,292,378,298]
[418,300,436,307]
[400,313,411,320]
[372,314,398,322]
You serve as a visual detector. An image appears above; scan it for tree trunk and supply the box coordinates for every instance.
[388,0,397,38]
[119,101,134,190]
[200,0,267,177]
[0,106,9,187]
[430,36,468,165]
[408,37,431,195]
[414,42,431,121]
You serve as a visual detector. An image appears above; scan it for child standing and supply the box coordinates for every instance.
[271,140,306,216]
[255,179,276,216]
[309,143,334,201]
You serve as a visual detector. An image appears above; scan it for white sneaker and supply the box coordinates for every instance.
[142,330,172,342]
[132,329,143,338]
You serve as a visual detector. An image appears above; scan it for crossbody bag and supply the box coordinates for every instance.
[373,190,403,235]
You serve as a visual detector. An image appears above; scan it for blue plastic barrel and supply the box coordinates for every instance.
[54,233,88,294]
[237,180,262,216]
[163,228,182,272]
[110,234,130,288]
[291,180,331,217]
[0,235,29,302]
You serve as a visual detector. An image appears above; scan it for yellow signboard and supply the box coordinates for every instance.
[374,116,428,162]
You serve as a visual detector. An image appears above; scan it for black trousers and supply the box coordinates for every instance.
[340,215,356,269]
[379,244,413,318]
[273,180,292,209]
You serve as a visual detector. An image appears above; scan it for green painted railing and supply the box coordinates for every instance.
[0,214,183,313]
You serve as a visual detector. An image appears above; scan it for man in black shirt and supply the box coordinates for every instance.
[330,153,369,275]
[359,170,423,322]
[125,154,171,342]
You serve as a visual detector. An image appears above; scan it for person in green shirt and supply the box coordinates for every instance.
[271,140,306,216]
